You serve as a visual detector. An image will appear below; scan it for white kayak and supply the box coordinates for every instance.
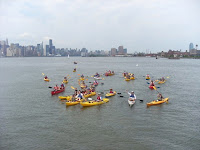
[94,76,102,80]
[128,99,135,107]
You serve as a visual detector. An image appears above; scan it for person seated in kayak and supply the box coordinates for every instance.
[127,91,136,101]
[131,74,135,77]
[126,74,130,79]
[44,76,48,79]
[109,89,114,93]
[96,93,103,101]
[64,76,68,81]
[60,83,65,89]
[54,85,59,91]
[81,74,84,78]
[161,77,165,81]
[95,72,100,77]
[71,94,76,102]
[157,93,164,101]
[76,91,84,100]
[112,71,114,74]
[150,80,155,86]
[146,74,150,77]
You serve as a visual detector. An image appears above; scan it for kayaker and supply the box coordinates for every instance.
[109,89,114,93]
[146,74,150,77]
[127,91,136,101]
[157,93,164,101]
[161,77,165,81]
[74,88,78,95]
[131,74,135,77]
[97,93,103,101]
[76,91,84,100]
[150,80,155,86]
[81,74,84,78]
[71,94,76,102]
[44,76,48,79]
[73,68,76,71]
[60,83,65,89]
[54,85,59,91]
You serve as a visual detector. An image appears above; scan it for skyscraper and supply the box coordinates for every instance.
[49,39,53,54]
[189,43,194,50]
[118,46,124,54]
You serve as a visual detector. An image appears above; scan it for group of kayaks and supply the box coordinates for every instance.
[43,70,170,108]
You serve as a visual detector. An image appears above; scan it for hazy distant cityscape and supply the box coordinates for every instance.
[0,38,200,59]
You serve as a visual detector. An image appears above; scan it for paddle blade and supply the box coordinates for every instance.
[167,76,170,78]
[147,82,150,84]
[153,86,157,90]
[48,86,52,88]
[42,73,45,76]
[71,86,75,90]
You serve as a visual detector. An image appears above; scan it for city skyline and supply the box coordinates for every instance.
[0,0,200,52]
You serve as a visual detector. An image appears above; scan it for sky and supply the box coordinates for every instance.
[0,0,200,53]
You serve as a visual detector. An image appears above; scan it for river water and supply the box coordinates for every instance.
[0,57,199,150]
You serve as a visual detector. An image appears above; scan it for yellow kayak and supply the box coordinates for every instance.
[146,77,150,80]
[84,92,96,98]
[158,80,165,84]
[58,95,72,100]
[80,84,86,88]
[44,78,50,82]
[105,91,116,98]
[80,98,109,107]
[125,78,131,81]
[130,77,135,80]
[146,98,169,106]
[66,100,82,106]
[80,77,85,81]
[63,80,68,84]
[73,70,76,72]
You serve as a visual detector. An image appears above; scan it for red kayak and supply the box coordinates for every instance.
[51,88,65,95]
[149,86,154,89]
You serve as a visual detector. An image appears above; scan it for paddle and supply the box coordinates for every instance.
[49,86,52,88]
[153,86,157,90]
[42,73,45,76]
[71,86,75,90]
[118,95,144,102]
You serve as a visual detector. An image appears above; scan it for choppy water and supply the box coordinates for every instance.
[0,57,199,150]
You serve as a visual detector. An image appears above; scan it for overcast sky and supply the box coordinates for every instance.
[0,0,199,52]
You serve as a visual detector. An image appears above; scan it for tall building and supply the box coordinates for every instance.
[189,43,194,50]
[118,46,124,54]
[111,48,117,56]
[49,39,53,54]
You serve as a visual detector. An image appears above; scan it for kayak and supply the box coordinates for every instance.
[125,78,131,81]
[105,73,114,76]
[80,98,109,107]
[146,98,169,106]
[105,91,116,98]
[73,70,76,72]
[80,84,86,88]
[66,100,82,106]
[94,76,102,80]
[58,95,72,100]
[149,86,155,89]
[63,80,68,84]
[146,77,150,80]
[128,99,135,107]
[130,77,135,80]
[93,82,99,86]
[51,88,65,95]
[158,80,165,84]
[80,77,85,81]
[44,78,50,82]
[84,92,96,98]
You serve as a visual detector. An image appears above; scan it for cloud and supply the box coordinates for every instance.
[0,0,200,52]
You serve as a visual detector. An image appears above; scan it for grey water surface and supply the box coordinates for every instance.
[0,57,199,150]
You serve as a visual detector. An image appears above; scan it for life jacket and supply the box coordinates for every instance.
[130,94,135,98]
[97,96,101,100]
[78,94,82,99]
